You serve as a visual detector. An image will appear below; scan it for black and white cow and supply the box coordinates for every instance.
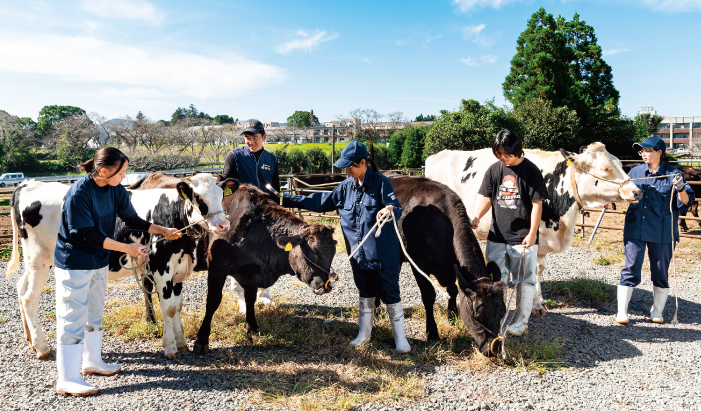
[388,175,506,356]
[426,143,642,315]
[6,173,232,360]
[193,184,337,354]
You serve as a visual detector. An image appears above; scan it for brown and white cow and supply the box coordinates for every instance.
[6,173,230,360]
[426,143,642,315]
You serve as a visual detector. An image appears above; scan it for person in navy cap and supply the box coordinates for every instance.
[282,141,411,353]
[616,137,695,325]
[222,119,280,308]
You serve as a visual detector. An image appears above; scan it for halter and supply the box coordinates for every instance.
[568,161,632,210]
[461,277,499,338]
[290,224,337,292]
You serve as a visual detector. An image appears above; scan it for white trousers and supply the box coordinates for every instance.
[485,241,538,286]
[55,266,108,346]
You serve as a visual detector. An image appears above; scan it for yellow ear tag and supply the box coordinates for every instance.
[285,242,293,252]
[223,187,232,196]
[181,192,188,200]
[566,160,573,167]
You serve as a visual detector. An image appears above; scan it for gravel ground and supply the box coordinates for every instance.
[1,243,700,411]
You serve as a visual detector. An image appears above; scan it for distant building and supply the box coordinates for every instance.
[651,116,701,152]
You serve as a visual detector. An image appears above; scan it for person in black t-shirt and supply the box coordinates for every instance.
[471,130,547,337]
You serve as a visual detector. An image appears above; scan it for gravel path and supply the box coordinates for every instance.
[1,243,700,411]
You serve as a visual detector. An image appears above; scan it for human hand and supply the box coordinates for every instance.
[673,174,685,192]
[163,227,182,240]
[125,242,149,258]
[378,205,393,219]
[522,232,537,248]
[471,216,480,229]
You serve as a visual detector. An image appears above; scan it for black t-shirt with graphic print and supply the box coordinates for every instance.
[478,158,548,245]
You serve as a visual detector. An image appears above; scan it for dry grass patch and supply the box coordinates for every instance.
[542,277,615,304]
[102,287,567,409]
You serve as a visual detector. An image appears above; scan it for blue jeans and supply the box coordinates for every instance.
[620,238,673,288]
[486,241,538,286]
[55,266,109,346]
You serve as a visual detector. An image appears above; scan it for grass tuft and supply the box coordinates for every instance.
[594,255,610,266]
[499,333,568,373]
[542,277,615,303]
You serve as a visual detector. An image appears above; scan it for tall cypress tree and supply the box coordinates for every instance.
[502,8,574,110]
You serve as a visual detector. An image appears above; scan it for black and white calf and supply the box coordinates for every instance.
[6,173,232,360]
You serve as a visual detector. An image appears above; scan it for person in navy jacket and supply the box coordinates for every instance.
[282,141,411,352]
[221,119,279,305]
[54,147,180,396]
[616,137,695,325]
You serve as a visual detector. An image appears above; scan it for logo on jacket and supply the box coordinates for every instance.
[261,164,271,171]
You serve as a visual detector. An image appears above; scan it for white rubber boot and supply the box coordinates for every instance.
[56,344,98,396]
[616,285,634,324]
[507,283,535,337]
[650,286,670,324]
[386,302,411,353]
[350,297,374,347]
[82,331,121,376]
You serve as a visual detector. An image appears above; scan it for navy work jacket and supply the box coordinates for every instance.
[230,146,278,191]
[283,167,402,270]
[624,162,695,243]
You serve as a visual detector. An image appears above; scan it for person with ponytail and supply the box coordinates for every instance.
[281,141,411,353]
[54,147,181,396]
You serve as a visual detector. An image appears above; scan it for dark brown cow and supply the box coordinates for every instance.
[388,174,506,357]
[193,184,337,353]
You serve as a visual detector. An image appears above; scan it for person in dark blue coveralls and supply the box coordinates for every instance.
[616,137,694,325]
[54,147,180,396]
[282,141,411,352]
[221,119,280,307]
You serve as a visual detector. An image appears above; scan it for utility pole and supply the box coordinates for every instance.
[331,124,336,172]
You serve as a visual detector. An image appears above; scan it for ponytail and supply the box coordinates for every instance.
[366,158,379,172]
[78,147,129,178]
[78,159,96,173]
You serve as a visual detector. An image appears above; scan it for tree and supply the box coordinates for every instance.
[414,114,437,122]
[513,98,581,151]
[213,115,236,124]
[171,104,212,124]
[634,112,664,137]
[0,110,38,171]
[37,105,86,138]
[287,111,319,128]
[502,8,574,110]
[48,114,100,169]
[400,126,429,168]
[387,130,407,167]
[424,99,522,157]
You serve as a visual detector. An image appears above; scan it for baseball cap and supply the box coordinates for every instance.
[334,141,369,169]
[240,119,265,135]
[633,136,666,152]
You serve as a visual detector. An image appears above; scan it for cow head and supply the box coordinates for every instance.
[560,143,642,207]
[176,173,230,234]
[276,225,337,295]
[455,263,507,358]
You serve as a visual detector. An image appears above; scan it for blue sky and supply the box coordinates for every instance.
[1,0,700,124]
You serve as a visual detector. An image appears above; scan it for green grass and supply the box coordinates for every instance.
[500,333,568,372]
[0,246,20,262]
[542,277,615,303]
[594,255,610,266]
[0,316,7,324]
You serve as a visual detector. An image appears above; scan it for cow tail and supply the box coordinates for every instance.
[6,205,21,279]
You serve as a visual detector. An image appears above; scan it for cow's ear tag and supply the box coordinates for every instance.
[284,242,293,252]
[181,192,188,200]
[566,160,573,167]
[223,187,233,196]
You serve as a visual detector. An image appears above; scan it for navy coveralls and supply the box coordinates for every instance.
[282,168,404,304]
[621,163,695,288]
[222,146,280,196]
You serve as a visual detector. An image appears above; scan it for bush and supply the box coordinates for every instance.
[400,127,429,168]
[514,98,581,152]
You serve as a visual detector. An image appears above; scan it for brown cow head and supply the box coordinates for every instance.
[455,263,507,358]
[276,225,337,295]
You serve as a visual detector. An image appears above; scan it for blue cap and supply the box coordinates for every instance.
[240,119,265,135]
[633,137,666,152]
[334,141,369,168]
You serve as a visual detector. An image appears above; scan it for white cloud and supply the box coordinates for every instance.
[460,57,478,66]
[461,55,497,66]
[603,47,631,56]
[453,0,520,13]
[481,55,497,63]
[462,24,494,47]
[636,0,701,12]
[28,1,51,13]
[275,30,337,54]
[78,0,165,26]
[0,33,286,100]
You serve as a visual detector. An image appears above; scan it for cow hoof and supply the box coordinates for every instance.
[37,350,55,361]
[532,307,547,317]
[248,333,260,344]
[426,333,440,342]
[177,345,189,352]
[193,343,209,355]
[165,352,179,360]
